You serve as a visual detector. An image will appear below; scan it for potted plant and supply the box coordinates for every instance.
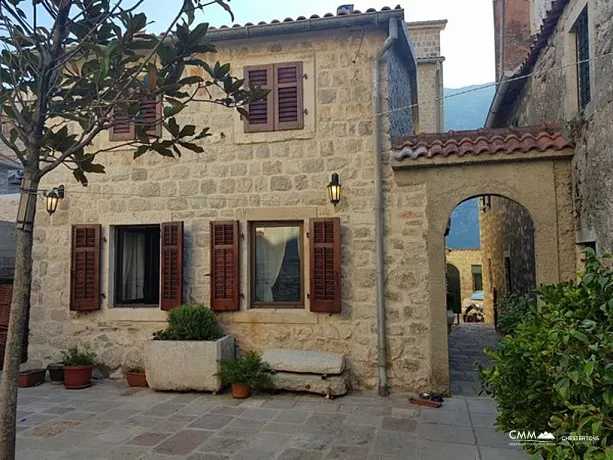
[217,352,272,399]
[18,369,46,388]
[47,363,64,384]
[61,347,96,389]
[126,367,148,387]
[144,304,234,392]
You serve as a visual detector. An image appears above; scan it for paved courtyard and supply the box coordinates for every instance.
[12,374,528,460]
[448,323,501,397]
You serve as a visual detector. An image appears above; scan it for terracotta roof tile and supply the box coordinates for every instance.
[393,125,573,160]
[518,0,569,77]
[207,5,403,32]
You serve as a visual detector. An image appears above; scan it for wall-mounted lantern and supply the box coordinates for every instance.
[44,185,65,215]
[327,173,341,206]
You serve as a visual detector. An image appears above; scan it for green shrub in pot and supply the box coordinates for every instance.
[153,304,223,341]
[61,347,96,366]
[217,352,272,398]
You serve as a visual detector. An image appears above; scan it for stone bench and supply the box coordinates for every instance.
[262,348,349,397]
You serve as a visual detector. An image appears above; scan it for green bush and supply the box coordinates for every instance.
[217,351,272,389]
[480,250,613,459]
[61,347,96,366]
[495,293,536,335]
[153,304,223,341]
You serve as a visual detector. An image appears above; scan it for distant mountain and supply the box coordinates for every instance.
[444,84,496,132]
[443,83,495,249]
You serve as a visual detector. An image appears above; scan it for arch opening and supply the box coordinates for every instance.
[445,194,536,396]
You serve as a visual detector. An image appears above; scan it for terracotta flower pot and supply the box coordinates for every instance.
[19,369,46,388]
[126,370,148,387]
[231,383,250,399]
[63,365,94,389]
[47,363,64,384]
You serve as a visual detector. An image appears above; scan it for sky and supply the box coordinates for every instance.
[139,0,496,89]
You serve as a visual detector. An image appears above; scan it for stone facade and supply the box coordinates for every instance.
[479,196,536,323]
[445,248,483,308]
[497,0,613,253]
[407,21,446,133]
[26,23,433,392]
[493,0,534,79]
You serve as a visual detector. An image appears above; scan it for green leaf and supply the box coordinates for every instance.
[167,117,180,137]
[73,169,88,186]
[604,389,613,406]
[164,105,184,118]
[569,370,579,384]
[570,331,589,343]
[555,378,570,400]
[584,361,594,377]
[189,23,209,43]
[133,145,149,159]
[178,141,204,153]
[178,75,203,86]
[179,125,196,137]
[592,421,602,436]
[214,0,235,22]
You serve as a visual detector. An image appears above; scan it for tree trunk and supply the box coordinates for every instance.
[0,176,38,460]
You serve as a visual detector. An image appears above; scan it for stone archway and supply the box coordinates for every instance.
[388,126,575,393]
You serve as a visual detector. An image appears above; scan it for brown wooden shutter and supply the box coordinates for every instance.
[244,65,274,133]
[109,111,135,141]
[274,62,303,131]
[210,221,239,311]
[160,221,183,311]
[141,95,162,137]
[70,225,101,311]
[309,218,341,313]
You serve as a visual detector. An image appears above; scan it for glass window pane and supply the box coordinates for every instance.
[254,225,301,303]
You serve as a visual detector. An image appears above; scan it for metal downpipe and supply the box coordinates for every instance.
[374,17,398,397]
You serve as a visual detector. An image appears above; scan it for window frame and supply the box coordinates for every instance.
[249,220,305,309]
[109,95,162,142]
[113,224,161,308]
[471,264,483,292]
[572,7,591,111]
[243,62,304,133]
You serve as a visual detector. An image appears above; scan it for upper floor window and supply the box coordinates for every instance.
[244,62,304,133]
[572,8,591,111]
[109,95,162,141]
[471,265,483,292]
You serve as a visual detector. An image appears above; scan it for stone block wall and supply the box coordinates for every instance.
[407,22,445,133]
[27,27,432,392]
[508,0,613,253]
[479,196,536,322]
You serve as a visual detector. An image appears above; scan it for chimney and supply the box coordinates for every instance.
[493,0,534,80]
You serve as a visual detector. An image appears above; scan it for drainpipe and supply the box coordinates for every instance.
[373,17,398,397]
[498,0,506,80]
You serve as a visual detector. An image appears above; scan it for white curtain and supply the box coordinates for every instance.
[122,231,145,301]
[255,226,299,302]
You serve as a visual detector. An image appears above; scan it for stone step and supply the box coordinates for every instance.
[271,371,348,396]
[263,348,345,375]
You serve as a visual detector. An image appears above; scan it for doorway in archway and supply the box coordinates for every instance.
[445,194,536,396]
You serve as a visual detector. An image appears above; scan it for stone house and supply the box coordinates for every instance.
[445,248,483,315]
[487,0,613,254]
[27,6,442,393]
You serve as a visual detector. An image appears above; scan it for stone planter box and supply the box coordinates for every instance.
[144,336,235,392]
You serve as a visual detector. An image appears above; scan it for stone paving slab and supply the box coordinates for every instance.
[13,379,529,460]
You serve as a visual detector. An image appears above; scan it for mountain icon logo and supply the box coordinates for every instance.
[537,432,555,440]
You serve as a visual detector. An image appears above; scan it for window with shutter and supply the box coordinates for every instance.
[210,221,240,311]
[140,95,162,137]
[71,225,101,311]
[109,111,136,141]
[274,62,303,131]
[160,222,184,311]
[309,218,341,313]
[244,65,274,133]
[243,62,303,133]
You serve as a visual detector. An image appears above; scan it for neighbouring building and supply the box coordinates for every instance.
[407,20,446,132]
[446,248,483,309]
[487,0,613,255]
[479,195,536,323]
